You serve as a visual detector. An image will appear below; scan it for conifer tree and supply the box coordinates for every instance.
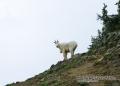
[116,0,120,16]
[98,3,108,25]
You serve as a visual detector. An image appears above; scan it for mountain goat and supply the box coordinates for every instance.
[54,40,77,60]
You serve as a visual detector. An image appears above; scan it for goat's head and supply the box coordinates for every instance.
[54,40,60,48]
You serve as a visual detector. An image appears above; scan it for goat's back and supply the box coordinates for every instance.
[60,41,77,49]
[67,41,77,48]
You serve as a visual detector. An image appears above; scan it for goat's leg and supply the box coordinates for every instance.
[70,50,74,58]
[63,52,67,60]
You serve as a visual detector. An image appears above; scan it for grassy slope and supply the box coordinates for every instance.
[6,39,120,86]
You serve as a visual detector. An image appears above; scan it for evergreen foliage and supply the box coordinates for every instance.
[89,1,120,53]
[116,0,120,15]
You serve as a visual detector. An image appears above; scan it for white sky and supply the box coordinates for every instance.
[0,0,117,86]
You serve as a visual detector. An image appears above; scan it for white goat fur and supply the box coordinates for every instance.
[54,41,77,60]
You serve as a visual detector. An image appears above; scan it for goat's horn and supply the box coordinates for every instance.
[57,40,59,43]
[54,40,56,44]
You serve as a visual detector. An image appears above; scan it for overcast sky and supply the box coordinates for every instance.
[0,0,117,86]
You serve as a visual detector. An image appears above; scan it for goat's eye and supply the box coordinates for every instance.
[56,45,59,48]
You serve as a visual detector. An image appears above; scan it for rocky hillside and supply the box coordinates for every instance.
[6,1,120,86]
[6,34,120,86]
